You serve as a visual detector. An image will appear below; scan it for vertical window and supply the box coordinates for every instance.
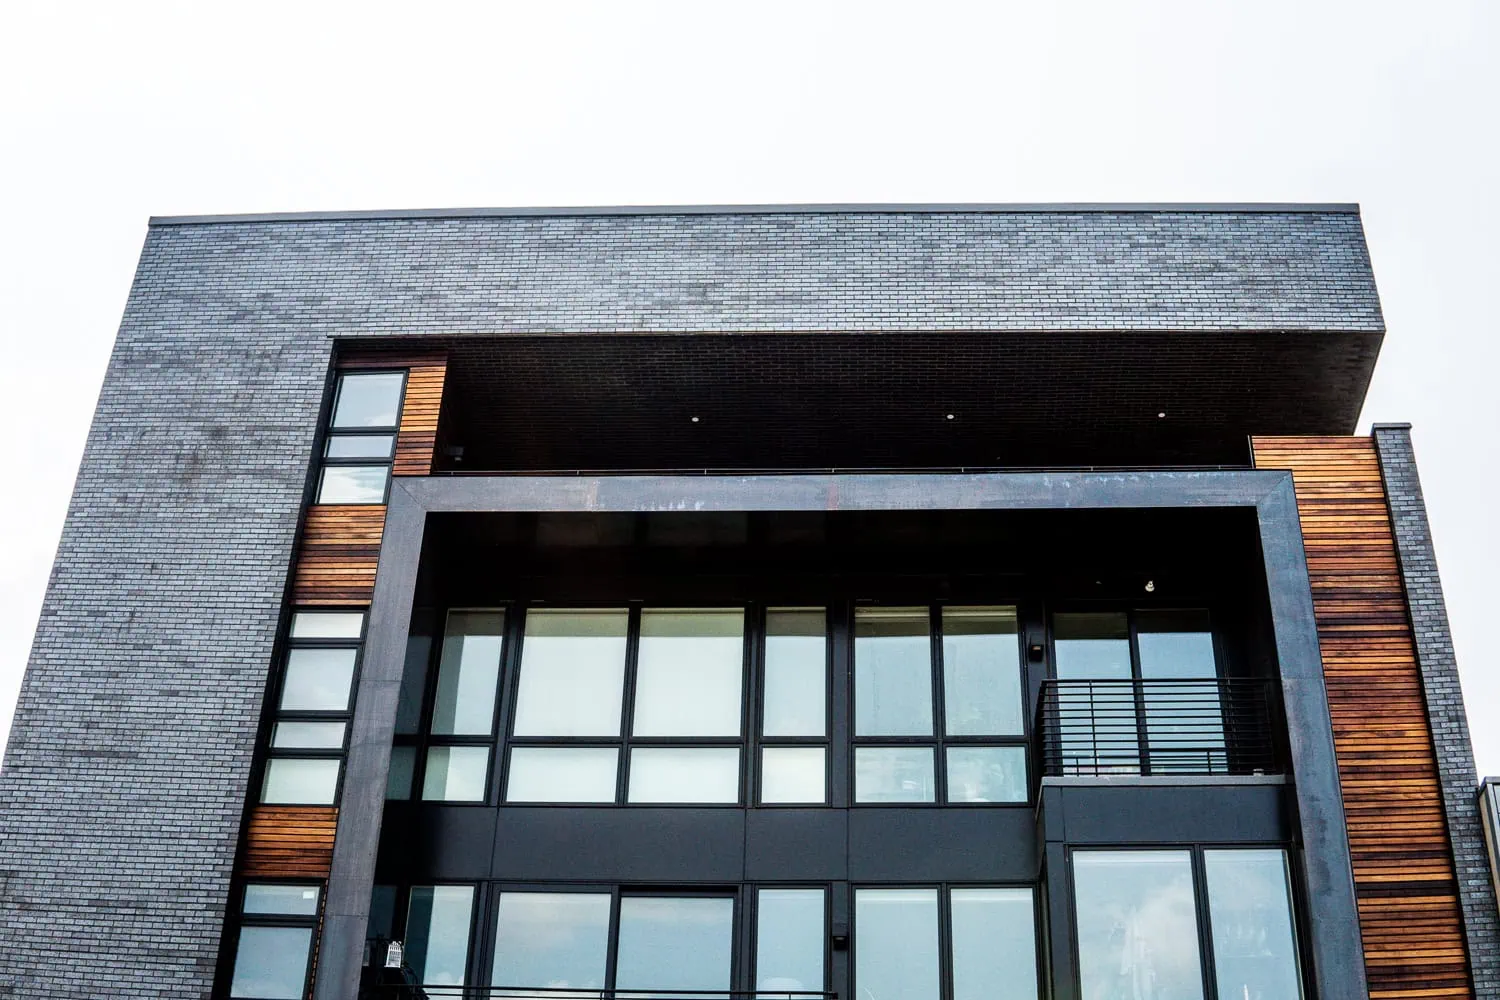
[228,883,320,999]
[1073,851,1205,1000]
[854,887,1038,1000]
[756,888,826,992]
[1138,610,1224,773]
[317,370,404,504]
[855,606,1027,804]
[261,611,362,805]
[491,892,611,990]
[616,896,735,994]
[420,612,504,802]
[505,607,747,804]
[1204,850,1304,1000]
[760,608,829,804]
[405,885,475,987]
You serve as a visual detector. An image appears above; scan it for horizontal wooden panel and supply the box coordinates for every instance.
[291,505,386,604]
[394,361,448,476]
[242,805,337,878]
[1252,435,1471,999]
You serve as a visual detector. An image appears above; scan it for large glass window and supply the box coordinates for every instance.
[489,891,737,994]
[756,888,826,992]
[854,606,1027,804]
[318,370,404,504]
[505,607,747,805]
[855,886,1034,1000]
[228,883,320,999]
[1072,848,1303,1000]
[760,608,829,805]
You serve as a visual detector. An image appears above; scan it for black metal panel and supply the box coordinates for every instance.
[1040,781,1288,843]
[491,808,747,883]
[744,810,849,881]
[847,809,1037,881]
[375,805,498,881]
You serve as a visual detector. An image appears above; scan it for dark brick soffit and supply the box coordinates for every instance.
[313,468,1367,1000]
[1371,423,1500,995]
[149,201,1362,226]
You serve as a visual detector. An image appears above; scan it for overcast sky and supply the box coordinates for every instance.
[1,2,1496,772]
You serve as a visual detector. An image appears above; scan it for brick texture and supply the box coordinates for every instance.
[1374,424,1500,997]
[0,208,1384,997]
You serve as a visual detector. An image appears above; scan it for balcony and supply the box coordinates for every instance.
[1034,678,1283,781]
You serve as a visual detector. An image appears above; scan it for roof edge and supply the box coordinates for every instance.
[149,201,1363,227]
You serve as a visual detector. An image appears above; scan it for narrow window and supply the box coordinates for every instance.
[262,610,363,806]
[1204,849,1304,999]
[228,883,320,999]
[330,371,404,428]
[1073,851,1204,1000]
[855,888,941,1000]
[1052,613,1138,773]
[756,888,825,992]
[318,369,404,504]
[950,888,1037,1000]
[421,611,505,803]
[261,757,340,805]
[760,608,828,805]
[405,885,475,987]
[1138,610,1224,772]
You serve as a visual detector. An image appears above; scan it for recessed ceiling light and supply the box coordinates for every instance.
[1157,411,1167,419]
[945,413,955,421]
[690,416,700,423]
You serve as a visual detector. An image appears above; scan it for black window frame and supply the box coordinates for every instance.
[1064,842,1308,1000]
[226,879,323,1000]
[850,603,1031,807]
[316,368,407,506]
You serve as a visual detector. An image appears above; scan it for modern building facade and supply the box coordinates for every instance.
[0,204,1492,1000]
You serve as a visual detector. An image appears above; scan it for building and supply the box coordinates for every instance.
[0,203,1492,1000]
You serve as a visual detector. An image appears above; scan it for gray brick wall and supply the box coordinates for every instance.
[0,207,1382,997]
[1374,423,1500,996]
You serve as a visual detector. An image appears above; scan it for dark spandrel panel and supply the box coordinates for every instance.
[491,891,610,990]
[332,372,404,428]
[855,889,940,1000]
[229,925,312,999]
[615,896,734,992]
[1073,851,1204,1000]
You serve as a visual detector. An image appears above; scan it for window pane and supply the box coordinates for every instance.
[943,606,1023,736]
[854,746,935,803]
[386,746,415,800]
[757,888,825,992]
[1053,612,1132,678]
[1074,851,1204,1000]
[1137,610,1216,678]
[230,926,312,999]
[513,610,628,736]
[761,747,826,804]
[244,883,320,916]
[1138,611,1225,773]
[633,609,745,737]
[324,433,394,459]
[421,746,490,802]
[406,885,475,987]
[491,892,611,990]
[289,610,364,639]
[317,464,388,504]
[616,896,734,992]
[261,758,340,805]
[332,371,404,428]
[431,611,506,736]
[506,747,619,803]
[855,607,933,736]
[764,608,827,737]
[395,632,433,736]
[950,888,1037,1000]
[628,748,740,803]
[369,885,397,944]
[946,746,1028,803]
[855,889,939,1000]
[271,721,346,750]
[1205,849,1304,1000]
[279,648,356,712]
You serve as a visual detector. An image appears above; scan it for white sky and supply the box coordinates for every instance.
[1,2,1496,772]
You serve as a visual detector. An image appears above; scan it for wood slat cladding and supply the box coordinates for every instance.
[242,806,338,878]
[393,362,447,476]
[1252,436,1471,1000]
[291,505,386,605]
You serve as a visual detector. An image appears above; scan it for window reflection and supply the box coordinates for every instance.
[855,746,935,803]
[331,371,404,428]
[942,607,1023,736]
[615,896,734,994]
[406,885,475,987]
[1073,851,1204,1000]
[950,888,1037,1000]
[513,610,628,737]
[1205,850,1304,1000]
[764,609,827,737]
[633,609,745,737]
[855,608,933,737]
[855,889,940,1000]
[431,612,506,736]
[757,889,825,992]
[491,892,611,991]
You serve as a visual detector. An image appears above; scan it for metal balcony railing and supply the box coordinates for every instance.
[361,988,835,1000]
[1034,677,1282,781]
